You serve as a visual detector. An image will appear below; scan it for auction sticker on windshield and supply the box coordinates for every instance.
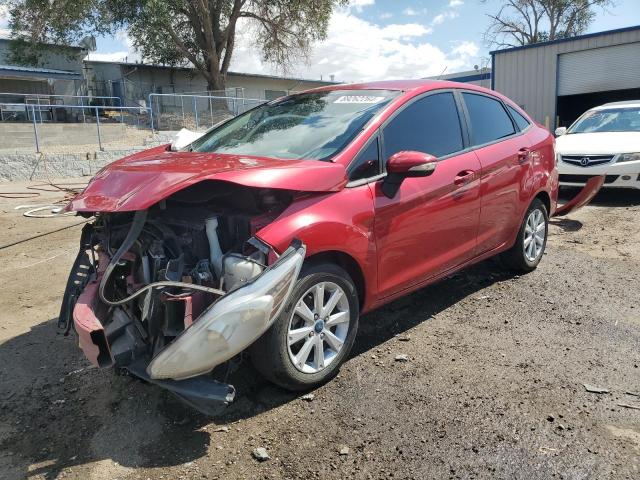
[334,95,386,104]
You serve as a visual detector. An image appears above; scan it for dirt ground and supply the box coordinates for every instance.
[0,180,639,480]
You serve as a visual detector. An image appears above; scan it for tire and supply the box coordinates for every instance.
[250,262,359,391]
[500,198,549,272]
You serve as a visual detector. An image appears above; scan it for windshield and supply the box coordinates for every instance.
[190,89,400,160]
[568,107,640,134]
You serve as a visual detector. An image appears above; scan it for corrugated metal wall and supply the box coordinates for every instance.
[492,27,640,129]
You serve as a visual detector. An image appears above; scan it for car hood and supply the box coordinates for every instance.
[556,131,640,155]
[66,145,348,212]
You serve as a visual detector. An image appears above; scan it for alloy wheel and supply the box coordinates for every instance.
[523,208,546,262]
[287,281,350,374]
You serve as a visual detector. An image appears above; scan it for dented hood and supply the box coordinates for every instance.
[66,145,348,212]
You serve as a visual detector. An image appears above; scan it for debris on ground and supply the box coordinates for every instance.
[583,384,609,394]
[252,447,270,462]
[214,426,230,432]
[617,403,640,411]
[625,391,640,398]
[338,446,350,456]
[301,393,315,402]
[394,354,409,362]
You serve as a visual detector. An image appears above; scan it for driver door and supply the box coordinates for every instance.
[372,91,482,299]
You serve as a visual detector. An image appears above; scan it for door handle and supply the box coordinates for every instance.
[454,170,475,186]
[518,148,531,163]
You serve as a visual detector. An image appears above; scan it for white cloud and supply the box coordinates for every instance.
[379,12,393,19]
[403,7,418,16]
[431,10,459,26]
[229,8,479,83]
[85,30,141,63]
[0,5,10,29]
[448,0,464,7]
[350,0,375,12]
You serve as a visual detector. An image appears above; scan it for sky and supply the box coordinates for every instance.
[2,1,640,82]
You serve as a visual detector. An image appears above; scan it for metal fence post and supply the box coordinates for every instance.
[181,96,185,127]
[80,96,86,123]
[149,94,155,132]
[95,107,103,151]
[194,96,199,130]
[209,96,213,126]
[31,105,40,153]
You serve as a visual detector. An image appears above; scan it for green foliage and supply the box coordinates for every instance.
[2,0,347,89]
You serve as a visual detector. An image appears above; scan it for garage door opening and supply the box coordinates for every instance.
[556,87,640,128]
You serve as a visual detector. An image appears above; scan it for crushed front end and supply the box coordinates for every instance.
[58,183,305,413]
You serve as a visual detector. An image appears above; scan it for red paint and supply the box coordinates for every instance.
[66,148,348,212]
[553,175,604,216]
[68,80,560,315]
[73,280,113,368]
[386,151,437,174]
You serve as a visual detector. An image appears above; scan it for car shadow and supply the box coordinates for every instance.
[0,259,516,478]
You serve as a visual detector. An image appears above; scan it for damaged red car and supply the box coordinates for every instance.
[60,80,561,412]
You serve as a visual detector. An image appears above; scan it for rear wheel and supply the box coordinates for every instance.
[250,262,359,391]
[500,198,548,272]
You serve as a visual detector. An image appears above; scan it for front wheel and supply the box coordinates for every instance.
[250,262,359,391]
[500,198,549,272]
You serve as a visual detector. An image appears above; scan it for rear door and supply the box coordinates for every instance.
[372,90,482,298]
[459,92,532,254]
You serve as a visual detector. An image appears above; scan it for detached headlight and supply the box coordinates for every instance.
[147,241,305,380]
[618,153,640,162]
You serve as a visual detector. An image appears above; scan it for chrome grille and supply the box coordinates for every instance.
[561,154,615,167]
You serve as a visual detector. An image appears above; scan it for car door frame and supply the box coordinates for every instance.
[360,88,488,300]
[455,89,538,255]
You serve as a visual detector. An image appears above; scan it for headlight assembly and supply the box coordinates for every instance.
[618,153,640,163]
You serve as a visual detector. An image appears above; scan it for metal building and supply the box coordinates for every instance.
[425,68,491,89]
[491,25,640,129]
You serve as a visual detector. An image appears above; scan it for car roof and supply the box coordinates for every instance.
[303,79,494,95]
[593,100,640,110]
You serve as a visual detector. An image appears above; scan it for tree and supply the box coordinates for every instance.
[483,0,614,48]
[3,0,346,91]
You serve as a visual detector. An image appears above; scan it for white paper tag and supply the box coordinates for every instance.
[334,95,385,104]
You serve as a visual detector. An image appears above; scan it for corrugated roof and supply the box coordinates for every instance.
[85,59,339,85]
[490,24,640,55]
[0,64,81,76]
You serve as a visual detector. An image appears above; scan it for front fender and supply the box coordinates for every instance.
[256,187,378,310]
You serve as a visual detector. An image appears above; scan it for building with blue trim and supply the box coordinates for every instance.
[490,25,640,130]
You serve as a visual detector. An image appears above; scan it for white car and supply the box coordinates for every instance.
[555,100,640,190]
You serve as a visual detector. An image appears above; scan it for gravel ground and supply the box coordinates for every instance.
[0,182,638,480]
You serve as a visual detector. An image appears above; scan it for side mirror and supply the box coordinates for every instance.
[554,126,567,136]
[382,151,437,198]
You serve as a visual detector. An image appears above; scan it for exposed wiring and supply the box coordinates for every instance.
[98,210,224,307]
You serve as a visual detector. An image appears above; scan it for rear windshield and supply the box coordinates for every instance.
[568,107,640,133]
[190,89,400,160]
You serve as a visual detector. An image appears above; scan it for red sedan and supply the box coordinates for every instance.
[62,80,559,410]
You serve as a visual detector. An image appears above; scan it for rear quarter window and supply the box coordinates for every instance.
[462,93,516,145]
[507,105,531,131]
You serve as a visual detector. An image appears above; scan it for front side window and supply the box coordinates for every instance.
[382,92,464,159]
[568,107,640,133]
[190,89,400,160]
[349,137,380,181]
[463,93,516,145]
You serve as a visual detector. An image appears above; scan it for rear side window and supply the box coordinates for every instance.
[462,93,515,145]
[507,105,531,131]
[383,92,463,159]
[349,137,380,181]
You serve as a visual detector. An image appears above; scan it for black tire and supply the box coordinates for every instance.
[500,198,549,272]
[250,262,359,391]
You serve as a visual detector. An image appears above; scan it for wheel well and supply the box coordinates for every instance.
[305,251,366,308]
[535,190,551,215]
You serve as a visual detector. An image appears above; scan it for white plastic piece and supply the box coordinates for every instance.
[223,255,264,291]
[170,128,205,151]
[205,217,224,278]
[147,242,306,380]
